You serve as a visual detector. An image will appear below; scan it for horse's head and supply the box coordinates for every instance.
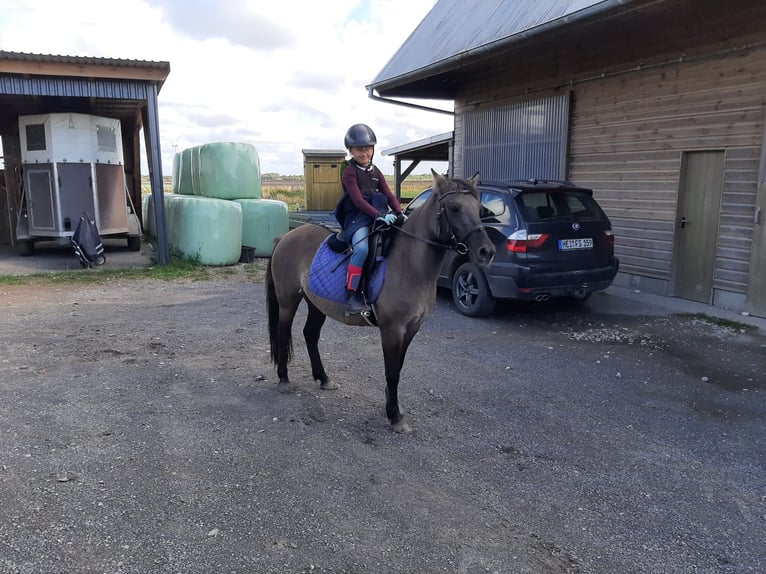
[426,169,495,267]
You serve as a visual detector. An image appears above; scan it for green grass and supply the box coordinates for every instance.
[0,245,268,287]
[676,312,754,331]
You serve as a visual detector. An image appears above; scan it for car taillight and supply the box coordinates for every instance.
[604,230,615,248]
[506,230,549,253]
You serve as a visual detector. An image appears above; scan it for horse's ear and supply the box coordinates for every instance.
[431,168,444,185]
[469,171,480,187]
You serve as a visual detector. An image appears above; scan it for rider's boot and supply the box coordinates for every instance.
[345,264,370,314]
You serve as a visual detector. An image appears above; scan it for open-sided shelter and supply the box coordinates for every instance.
[0,51,171,264]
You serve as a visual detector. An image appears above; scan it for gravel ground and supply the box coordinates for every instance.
[0,271,764,573]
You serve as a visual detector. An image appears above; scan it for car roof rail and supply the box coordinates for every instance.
[478,178,576,187]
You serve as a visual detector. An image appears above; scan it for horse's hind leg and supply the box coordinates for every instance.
[275,304,298,393]
[303,301,337,390]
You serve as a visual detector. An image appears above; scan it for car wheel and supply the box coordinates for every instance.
[452,262,496,317]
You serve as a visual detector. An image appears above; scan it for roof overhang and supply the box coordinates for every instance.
[383,131,452,162]
[0,51,171,132]
[367,0,649,100]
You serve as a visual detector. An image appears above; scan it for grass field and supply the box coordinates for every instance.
[143,175,433,211]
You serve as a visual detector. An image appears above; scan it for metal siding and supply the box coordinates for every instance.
[0,75,148,99]
[462,93,569,181]
[568,48,766,293]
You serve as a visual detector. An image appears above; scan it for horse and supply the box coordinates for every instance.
[265,170,495,433]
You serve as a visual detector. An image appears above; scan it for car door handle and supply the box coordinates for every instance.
[679,217,687,229]
[755,207,762,225]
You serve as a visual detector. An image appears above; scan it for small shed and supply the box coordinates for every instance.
[301,149,346,211]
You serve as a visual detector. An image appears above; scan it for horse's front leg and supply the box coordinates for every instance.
[380,328,416,433]
[303,301,337,390]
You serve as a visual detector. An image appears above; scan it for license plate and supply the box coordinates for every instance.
[558,238,593,250]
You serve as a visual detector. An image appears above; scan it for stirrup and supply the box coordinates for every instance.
[344,292,371,317]
[344,307,372,318]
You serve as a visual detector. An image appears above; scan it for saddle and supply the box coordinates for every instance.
[308,226,395,305]
[329,226,395,293]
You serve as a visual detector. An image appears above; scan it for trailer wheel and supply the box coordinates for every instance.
[18,240,35,256]
[127,235,141,251]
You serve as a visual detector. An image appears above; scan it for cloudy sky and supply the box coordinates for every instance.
[0,0,453,176]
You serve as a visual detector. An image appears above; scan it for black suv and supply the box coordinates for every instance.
[404,179,619,317]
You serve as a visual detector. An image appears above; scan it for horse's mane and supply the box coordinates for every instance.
[398,172,480,243]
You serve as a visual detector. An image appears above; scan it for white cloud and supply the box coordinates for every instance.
[0,0,452,175]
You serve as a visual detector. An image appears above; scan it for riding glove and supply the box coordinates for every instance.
[376,213,397,226]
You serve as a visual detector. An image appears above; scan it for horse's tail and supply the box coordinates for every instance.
[266,239,292,366]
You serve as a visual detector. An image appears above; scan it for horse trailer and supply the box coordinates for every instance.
[15,112,141,255]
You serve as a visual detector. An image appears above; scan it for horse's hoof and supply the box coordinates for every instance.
[391,420,412,434]
[319,379,339,390]
[277,381,294,394]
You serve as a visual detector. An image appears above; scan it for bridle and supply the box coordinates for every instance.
[393,188,486,254]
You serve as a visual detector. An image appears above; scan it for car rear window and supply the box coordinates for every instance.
[516,190,605,221]
[480,191,506,220]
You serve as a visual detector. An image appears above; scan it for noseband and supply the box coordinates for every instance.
[435,189,486,254]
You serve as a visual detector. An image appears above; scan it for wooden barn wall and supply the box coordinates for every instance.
[568,48,766,293]
[449,1,766,298]
[453,45,766,296]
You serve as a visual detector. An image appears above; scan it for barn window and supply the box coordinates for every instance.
[25,124,46,151]
[463,93,570,181]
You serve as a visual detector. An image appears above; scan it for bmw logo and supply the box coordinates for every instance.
[572,222,581,231]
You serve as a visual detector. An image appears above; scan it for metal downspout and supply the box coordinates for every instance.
[367,88,454,116]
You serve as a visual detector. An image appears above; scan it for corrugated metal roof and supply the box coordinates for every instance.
[0,50,170,73]
[368,0,632,92]
[382,131,452,158]
[0,51,172,132]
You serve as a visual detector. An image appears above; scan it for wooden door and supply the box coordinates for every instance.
[671,151,725,303]
[307,162,343,211]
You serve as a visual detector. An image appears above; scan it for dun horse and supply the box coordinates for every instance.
[266,171,495,432]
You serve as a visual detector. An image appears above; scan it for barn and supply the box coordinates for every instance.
[368,0,766,318]
[0,51,171,264]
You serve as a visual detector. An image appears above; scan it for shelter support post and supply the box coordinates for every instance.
[143,85,168,265]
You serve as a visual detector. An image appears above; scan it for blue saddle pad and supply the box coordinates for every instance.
[308,237,386,304]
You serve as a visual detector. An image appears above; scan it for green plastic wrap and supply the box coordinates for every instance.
[142,193,156,238]
[172,149,195,195]
[164,195,243,265]
[234,199,289,257]
[173,142,261,199]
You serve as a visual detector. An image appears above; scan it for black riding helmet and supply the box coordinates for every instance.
[344,123,377,148]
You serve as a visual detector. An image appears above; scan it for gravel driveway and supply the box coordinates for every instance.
[1,272,764,573]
